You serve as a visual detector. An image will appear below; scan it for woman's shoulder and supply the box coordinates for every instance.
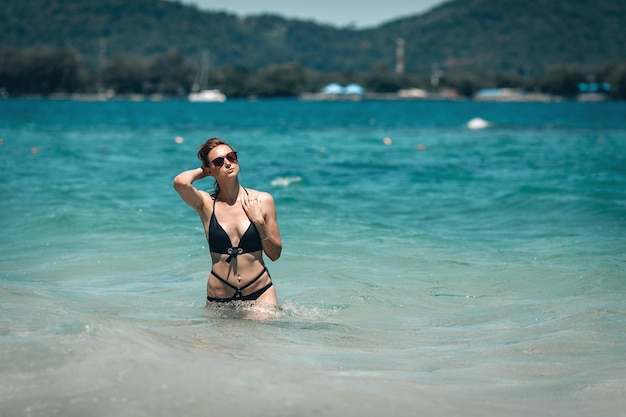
[245,188,274,203]
[197,187,215,200]
[197,189,216,215]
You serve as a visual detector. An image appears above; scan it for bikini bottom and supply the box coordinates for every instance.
[206,266,272,303]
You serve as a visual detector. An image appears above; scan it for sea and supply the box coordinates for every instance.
[1,98,625,417]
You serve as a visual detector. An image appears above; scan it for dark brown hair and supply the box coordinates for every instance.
[197,137,231,167]
[197,137,235,197]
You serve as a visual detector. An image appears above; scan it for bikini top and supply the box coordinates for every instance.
[207,189,263,262]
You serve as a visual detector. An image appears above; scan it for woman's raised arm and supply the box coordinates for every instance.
[173,167,209,212]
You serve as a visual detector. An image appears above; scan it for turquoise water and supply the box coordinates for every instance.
[1,99,625,416]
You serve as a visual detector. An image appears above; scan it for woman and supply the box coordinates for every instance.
[174,137,282,306]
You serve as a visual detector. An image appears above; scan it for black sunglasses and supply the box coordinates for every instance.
[210,151,238,167]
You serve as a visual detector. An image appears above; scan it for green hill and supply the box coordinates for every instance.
[380,0,626,73]
[1,0,625,73]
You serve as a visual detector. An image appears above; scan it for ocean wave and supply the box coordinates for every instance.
[270,176,302,187]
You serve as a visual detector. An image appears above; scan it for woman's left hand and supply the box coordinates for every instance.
[241,193,265,225]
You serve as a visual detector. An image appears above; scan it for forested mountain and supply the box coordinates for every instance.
[379,0,626,74]
[1,0,625,74]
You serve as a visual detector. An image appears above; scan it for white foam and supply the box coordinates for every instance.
[271,176,302,187]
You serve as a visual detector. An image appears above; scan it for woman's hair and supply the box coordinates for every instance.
[197,137,234,197]
[197,137,231,167]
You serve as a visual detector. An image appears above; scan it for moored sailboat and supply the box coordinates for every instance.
[188,51,226,102]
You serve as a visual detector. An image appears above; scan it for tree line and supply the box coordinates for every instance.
[4,0,626,75]
[2,47,626,99]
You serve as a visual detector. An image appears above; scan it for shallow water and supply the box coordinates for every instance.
[1,99,625,416]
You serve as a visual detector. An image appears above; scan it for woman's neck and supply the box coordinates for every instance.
[216,181,242,205]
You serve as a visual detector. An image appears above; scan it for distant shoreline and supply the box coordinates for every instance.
[3,91,614,103]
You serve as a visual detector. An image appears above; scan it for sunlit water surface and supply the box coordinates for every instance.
[1,99,625,416]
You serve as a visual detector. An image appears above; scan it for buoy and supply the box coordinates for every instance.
[467,118,489,130]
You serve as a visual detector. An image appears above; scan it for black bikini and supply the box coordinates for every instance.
[206,189,272,303]
[206,267,273,303]
[207,192,263,263]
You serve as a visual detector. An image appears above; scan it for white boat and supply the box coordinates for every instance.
[188,51,226,102]
[188,89,226,102]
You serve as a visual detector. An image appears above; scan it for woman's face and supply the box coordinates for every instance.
[206,145,239,178]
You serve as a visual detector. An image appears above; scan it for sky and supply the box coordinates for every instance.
[175,0,449,28]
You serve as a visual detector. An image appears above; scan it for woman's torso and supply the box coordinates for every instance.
[201,189,270,298]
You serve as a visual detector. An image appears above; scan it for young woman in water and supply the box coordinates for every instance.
[174,138,282,306]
